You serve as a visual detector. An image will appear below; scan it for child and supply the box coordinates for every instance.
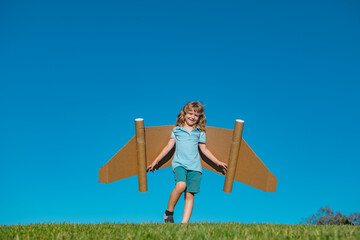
[147,101,228,223]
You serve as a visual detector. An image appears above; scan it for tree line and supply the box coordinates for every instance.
[302,206,359,225]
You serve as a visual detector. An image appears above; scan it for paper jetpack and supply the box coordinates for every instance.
[99,119,277,193]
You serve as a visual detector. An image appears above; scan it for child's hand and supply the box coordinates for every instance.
[147,161,158,172]
[217,161,228,171]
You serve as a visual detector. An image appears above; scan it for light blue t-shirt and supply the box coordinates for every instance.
[170,126,206,173]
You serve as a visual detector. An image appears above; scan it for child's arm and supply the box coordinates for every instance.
[147,138,176,172]
[198,143,228,170]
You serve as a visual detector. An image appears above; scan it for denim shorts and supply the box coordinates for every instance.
[173,166,202,194]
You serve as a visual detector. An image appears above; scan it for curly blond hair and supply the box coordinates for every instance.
[176,101,206,132]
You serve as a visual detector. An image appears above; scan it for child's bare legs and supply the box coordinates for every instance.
[167,182,186,212]
[181,192,194,223]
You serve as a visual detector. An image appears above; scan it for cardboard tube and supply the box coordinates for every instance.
[223,119,244,193]
[135,118,147,192]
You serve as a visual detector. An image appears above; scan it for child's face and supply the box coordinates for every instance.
[184,109,200,127]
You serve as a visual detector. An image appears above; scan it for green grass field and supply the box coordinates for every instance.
[1,223,359,239]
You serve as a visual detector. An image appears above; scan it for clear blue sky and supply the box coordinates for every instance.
[1,0,359,225]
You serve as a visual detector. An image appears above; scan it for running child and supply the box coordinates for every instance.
[147,101,228,223]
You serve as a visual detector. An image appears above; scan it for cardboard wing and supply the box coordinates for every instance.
[99,125,277,192]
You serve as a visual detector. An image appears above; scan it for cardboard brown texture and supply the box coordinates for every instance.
[223,120,244,193]
[135,119,147,192]
[99,124,277,192]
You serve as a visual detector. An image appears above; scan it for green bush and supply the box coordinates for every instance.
[303,206,359,225]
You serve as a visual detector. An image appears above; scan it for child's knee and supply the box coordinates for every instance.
[175,182,186,192]
[185,192,195,199]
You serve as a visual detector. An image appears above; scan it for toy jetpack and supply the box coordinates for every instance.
[99,119,277,193]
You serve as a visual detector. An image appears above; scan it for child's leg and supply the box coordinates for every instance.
[167,182,186,212]
[181,192,194,223]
